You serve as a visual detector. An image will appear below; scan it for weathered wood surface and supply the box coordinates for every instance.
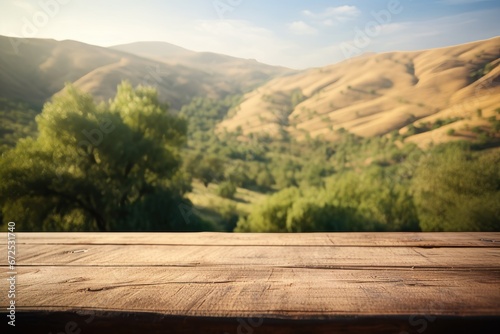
[1,232,499,334]
[7,231,500,246]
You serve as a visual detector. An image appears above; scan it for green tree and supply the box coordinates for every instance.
[235,187,300,232]
[187,155,225,187]
[285,199,365,232]
[0,98,39,153]
[0,82,197,231]
[255,168,274,189]
[323,167,419,232]
[217,181,237,199]
[412,143,500,231]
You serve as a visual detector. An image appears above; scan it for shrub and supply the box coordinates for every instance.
[217,181,237,199]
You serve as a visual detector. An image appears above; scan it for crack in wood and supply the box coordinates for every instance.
[480,238,499,243]
[65,249,89,254]
[78,280,238,293]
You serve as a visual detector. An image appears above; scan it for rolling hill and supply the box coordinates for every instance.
[0,36,291,110]
[217,37,500,146]
[1,35,498,147]
[110,41,293,92]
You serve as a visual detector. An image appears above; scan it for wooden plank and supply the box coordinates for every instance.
[1,232,499,333]
[2,266,499,317]
[4,232,500,247]
[6,244,500,269]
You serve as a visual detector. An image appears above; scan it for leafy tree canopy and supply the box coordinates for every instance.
[413,143,500,231]
[0,82,206,231]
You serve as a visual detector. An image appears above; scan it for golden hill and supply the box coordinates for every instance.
[0,36,290,109]
[218,37,500,146]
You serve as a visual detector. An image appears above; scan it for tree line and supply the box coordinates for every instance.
[0,82,498,231]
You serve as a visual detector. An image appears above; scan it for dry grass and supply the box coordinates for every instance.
[186,179,268,217]
[218,37,500,147]
[0,37,291,110]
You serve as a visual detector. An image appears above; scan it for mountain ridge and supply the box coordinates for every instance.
[0,35,291,110]
[1,35,498,146]
[110,41,293,88]
[217,36,500,146]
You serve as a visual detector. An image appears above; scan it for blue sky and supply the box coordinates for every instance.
[1,0,499,69]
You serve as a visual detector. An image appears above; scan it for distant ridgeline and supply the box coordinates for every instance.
[0,35,292,110]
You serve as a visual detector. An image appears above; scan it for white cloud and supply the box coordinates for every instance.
[356,9,498,55]
[442,0,490,4]
[303,5,361,24]
[187,19,293,66]
[196,19,271,38]
[288,21,317,35]
[379,23,407,34]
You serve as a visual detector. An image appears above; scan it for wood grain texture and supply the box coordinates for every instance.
[9,243,500,269]
[1,232,499,334]
[4,232,500,247]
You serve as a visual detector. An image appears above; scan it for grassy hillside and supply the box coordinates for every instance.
[179,82,499,232]
[218,37,500,147]
[0,36,289,110]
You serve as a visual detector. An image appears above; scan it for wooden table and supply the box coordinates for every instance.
[1,232,499,333]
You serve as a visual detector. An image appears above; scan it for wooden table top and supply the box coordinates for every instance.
[1,232,499,333]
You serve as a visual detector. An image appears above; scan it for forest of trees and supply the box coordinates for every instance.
[0,82,499,232]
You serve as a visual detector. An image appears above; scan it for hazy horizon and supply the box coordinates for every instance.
[1,0,500,69]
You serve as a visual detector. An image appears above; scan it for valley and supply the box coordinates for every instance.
[0,35,499,233]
